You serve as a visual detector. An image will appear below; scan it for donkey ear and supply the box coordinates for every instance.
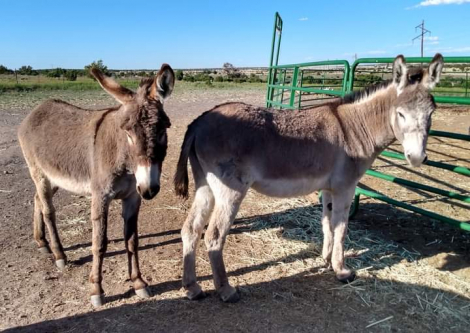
[150,64,175,102]
[424,53,444,90]
[392,55,407,95]
[90,68,135,104]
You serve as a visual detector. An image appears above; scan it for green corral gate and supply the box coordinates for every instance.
[266,12,470,232]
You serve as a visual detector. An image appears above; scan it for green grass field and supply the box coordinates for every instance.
[0,75,266,93]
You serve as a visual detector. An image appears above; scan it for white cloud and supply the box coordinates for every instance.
[395,42,413,47]
[413,0,470,8]
[430,46,470,53]
[424,36,439,45]
[298,17,308,21]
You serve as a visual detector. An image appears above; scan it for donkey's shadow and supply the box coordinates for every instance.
[69,194,470,275]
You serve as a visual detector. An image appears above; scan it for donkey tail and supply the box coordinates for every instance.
[174,123,197,199]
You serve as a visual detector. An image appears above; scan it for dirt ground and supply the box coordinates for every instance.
[1,85,469,333]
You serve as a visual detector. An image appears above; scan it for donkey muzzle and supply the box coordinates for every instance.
[135,164,161,200]
[139,184,160,200]
[405,151,427,167]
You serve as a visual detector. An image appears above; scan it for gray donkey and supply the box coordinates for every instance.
[18,64,174,306]
[174,54,444,302]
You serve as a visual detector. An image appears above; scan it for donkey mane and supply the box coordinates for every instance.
[341,80,392,104]
[341,67,427,105]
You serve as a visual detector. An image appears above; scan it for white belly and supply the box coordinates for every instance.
[252,176,328,198]
[48,174,91,194]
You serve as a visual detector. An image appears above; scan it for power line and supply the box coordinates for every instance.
[412,20,431,58]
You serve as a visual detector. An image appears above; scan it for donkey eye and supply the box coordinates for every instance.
[125,131,134,145]
[397,112,405,120]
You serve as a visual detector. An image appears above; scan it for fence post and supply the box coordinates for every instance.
[289,66,299,108]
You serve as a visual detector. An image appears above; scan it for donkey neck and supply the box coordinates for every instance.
[337,85,397,159]
[93,107,132,173]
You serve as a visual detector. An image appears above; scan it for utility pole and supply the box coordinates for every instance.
[412,20,431,58]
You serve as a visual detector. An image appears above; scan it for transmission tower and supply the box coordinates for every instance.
[412,20,431,58]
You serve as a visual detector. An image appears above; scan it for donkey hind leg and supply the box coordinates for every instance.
[320,191,333,268]
[34,186,59,254]
[181,182,214,300]
[122,193,150,299]
[331,186,356,283]
[31,168,66,269]
[89,194,111,307]
[34,193,50,254]
[205,174,248,303]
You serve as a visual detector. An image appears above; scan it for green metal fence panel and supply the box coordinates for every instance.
[353,188,470,232]
[348,57,470,105]
[266,60,351,108]
[380,150,470,177]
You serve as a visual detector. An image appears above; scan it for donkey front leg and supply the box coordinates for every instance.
[122,193,150,299]
[331,186,356,283]
[89,193,110,307]
[320,191,333,268]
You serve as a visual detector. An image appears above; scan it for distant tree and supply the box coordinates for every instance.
[175,70,184,81]
[65,70,78,81]
[47,68,65,78]
[0,65,13,74]
[84,60,109,79]
[183,75,195,82]
[223,62,237,76]
[17,65,37,75]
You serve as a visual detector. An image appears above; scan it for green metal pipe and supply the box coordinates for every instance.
[355,187,470,232]
[434,96,470,105]
[267,84,345,96]
[271,60,350,70]
[380,150,470,177]
[349,193,361,219]
[289,67,299,107]
[266,12,283,108]
[429,130,470,141]
[365,169,470,203]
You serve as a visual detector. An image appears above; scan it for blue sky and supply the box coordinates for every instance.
[1,0,469,69]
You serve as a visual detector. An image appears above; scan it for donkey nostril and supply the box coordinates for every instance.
[137,185,141,194]
[423,156,428,163]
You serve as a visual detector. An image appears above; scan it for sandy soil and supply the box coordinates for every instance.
[0,85,469,332]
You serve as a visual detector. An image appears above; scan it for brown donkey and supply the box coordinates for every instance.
[18,64,175,306]
[174,54,444,302]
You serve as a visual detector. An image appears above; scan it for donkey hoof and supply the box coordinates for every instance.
[135,287,151,299]
[219,287,240,303]
[55,259,66,270]
[90,294,105,307]
[336,271,356,284]
[187,289,207,301]
[38,246,51,254]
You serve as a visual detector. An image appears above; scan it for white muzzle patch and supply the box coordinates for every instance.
[135,164,160,191]
[403,132,427,167]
